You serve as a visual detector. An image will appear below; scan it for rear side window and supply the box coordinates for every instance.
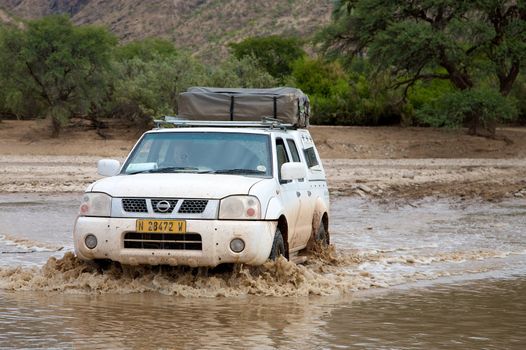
[286,139,301,162]
[304,147,319,168]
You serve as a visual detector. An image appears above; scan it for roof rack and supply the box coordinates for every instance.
[153,116,297,130]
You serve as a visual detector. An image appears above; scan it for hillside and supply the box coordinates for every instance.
[0,0,333,60]
[0,7,19,26]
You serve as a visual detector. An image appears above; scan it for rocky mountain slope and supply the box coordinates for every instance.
[0,0,333,59]
[0,7,18,25]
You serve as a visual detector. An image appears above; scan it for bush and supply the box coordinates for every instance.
[406,78,455,125]
[289,58,350,123]
[345,71,401,125]
[416,87,518,135]
[106,52,277,127]
[290,58,401,125]
[0,15,117,136]
[509,74,526,125]
[114,38,179,62]
[229,35,305,81]
[207,55,278,88]
[107,53,207,126]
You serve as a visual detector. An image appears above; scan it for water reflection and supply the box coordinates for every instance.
[325,276,526,349]
[1,277,525,349]
[1,194,526,348]
[0,293,335,349]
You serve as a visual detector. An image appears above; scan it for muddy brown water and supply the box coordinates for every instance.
[0,194,525,349]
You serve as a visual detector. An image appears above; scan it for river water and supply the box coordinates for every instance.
[0,194,525,349]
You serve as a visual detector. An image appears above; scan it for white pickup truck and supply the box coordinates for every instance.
[73,119,330,267]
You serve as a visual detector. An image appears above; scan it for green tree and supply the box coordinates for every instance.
[289,58,349,123]
[417,87,518,134]
[0,15,117,136]
[291,58,349,97]
[290,58,401,125]
[208,55,278,88]
[322,0,526,136]
[114,38,179,62]
[229,35,305,81]
[109,53,206,125]
[509,73,526,124]
[107,45,276,126]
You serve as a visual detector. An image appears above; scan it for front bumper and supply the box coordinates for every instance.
[73,217,276,267]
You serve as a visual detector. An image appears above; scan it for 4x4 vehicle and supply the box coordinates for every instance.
[73,118,330,267]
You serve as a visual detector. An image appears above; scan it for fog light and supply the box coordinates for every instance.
[85,234,98,249]
[230,238,245,253]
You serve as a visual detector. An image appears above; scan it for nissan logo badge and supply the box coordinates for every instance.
[156,200,171,212]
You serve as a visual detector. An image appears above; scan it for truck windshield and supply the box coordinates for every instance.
[122,132,272,177]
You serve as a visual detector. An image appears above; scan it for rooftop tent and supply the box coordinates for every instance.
[178,87,310,128]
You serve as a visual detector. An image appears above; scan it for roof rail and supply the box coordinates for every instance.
[153,116,297,130]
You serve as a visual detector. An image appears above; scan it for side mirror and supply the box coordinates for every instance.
[281,162,307,181]
[97,159,121,177]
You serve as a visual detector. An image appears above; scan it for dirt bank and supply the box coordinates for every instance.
[2,119,526,159]
[1,119,525,200]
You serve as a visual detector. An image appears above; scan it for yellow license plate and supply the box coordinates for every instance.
[136,219,186,233]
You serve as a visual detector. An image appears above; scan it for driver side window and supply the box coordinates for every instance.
[276,138,290,183]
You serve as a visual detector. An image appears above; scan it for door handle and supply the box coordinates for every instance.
[296,192,301,197]
[307,191,312,197]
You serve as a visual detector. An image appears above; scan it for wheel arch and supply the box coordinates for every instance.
[308,198,330,245]
[264,197,285,220]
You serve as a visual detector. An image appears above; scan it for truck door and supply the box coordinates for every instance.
[275,137,301,250]
[285,138,315,248]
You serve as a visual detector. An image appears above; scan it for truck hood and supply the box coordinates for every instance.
[88,173,265,198]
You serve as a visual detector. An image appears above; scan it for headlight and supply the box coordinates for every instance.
[219,195,261,220]
[79,192,112,217]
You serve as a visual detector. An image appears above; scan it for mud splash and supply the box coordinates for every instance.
[1,243,519,297]
[0,247,366,297]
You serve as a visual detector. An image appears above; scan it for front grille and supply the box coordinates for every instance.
[151,199,178,213]
[122,199,148,213]
[178,200,208,214]
[123,232,202,250]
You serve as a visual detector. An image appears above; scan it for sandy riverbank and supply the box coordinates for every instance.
[1,119,525,200]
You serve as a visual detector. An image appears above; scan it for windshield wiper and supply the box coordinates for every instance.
[213,168,266,175]
[128,166,199,174]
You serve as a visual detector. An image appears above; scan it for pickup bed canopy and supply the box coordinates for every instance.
[178,87,310,128]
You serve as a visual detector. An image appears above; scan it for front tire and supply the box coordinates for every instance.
[269,228,285,260]
[315,221,329,246]
[87,258,113,271]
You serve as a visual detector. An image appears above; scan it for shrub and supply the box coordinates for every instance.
[416,87,518,135]
[509,74,526,125]
[229,35,305,81]
[114,38,179,61]
[0,15,117,136]
[107,53,207,126]
[290,58,401,125]
[207,55,278,88]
